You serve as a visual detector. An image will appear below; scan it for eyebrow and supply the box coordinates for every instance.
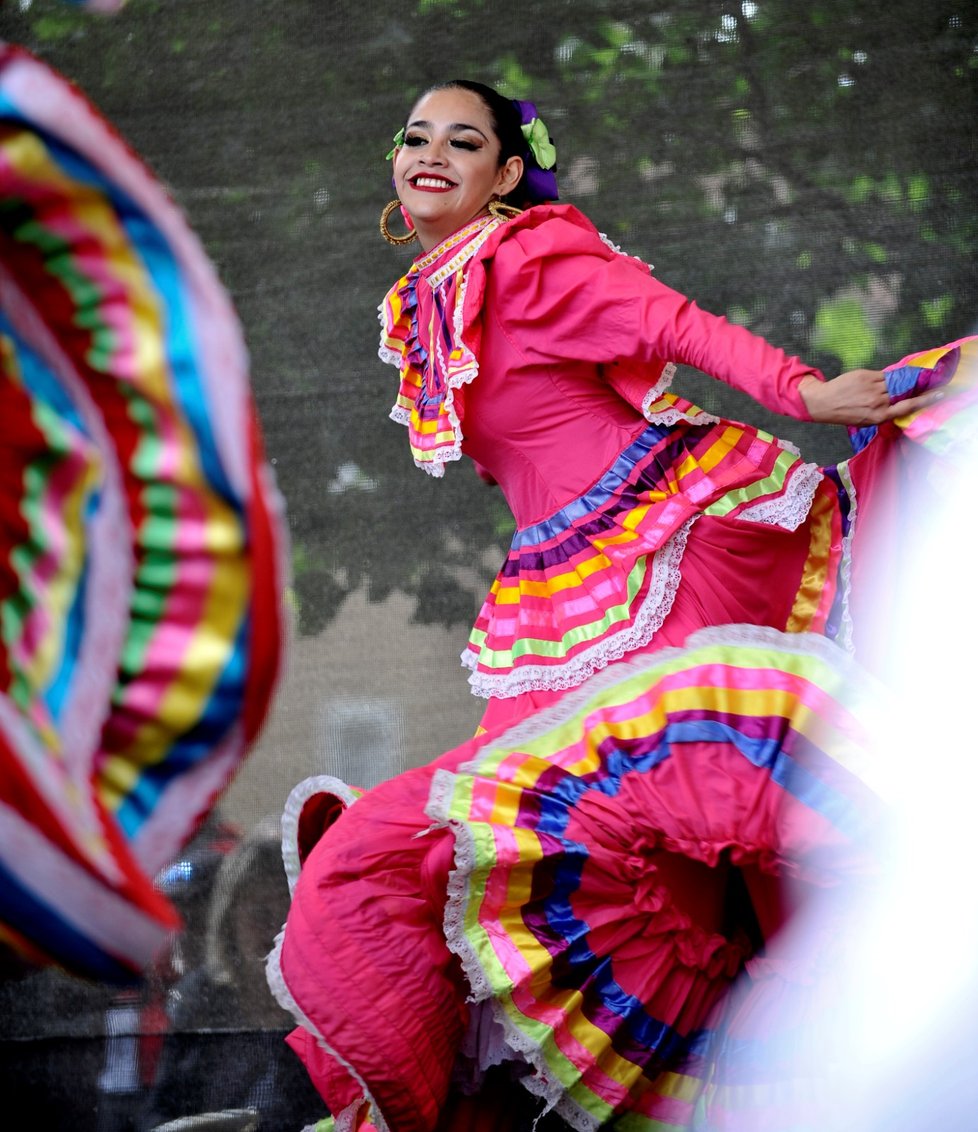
[406,119,490,141]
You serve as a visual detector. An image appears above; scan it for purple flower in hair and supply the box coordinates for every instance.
[511,99,559,203]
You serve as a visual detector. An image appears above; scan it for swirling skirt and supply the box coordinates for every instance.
[0,46,285,982]
[268,337,977,1131]
[269,624,892,1132]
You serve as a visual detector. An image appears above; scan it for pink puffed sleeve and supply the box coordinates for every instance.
[486,206,825,420]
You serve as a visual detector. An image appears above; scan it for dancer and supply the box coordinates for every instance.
[267,80,973,1131]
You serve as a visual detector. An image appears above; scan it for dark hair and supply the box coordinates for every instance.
[410,79,533,207]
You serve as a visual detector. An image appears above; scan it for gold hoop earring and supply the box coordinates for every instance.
[488,199,523,222]
[380,199,417,246]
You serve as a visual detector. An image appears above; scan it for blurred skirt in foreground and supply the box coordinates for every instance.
[0,44,286,983]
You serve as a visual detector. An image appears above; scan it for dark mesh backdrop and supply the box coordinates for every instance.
[1,1,976,1128]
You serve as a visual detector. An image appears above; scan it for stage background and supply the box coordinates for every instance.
[1,1,975,1128]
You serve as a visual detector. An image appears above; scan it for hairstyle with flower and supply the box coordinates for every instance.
[387,79,558,208]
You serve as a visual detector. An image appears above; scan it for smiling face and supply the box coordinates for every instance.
[392,87,524,251]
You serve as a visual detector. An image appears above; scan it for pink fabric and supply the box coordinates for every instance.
[277,212,964,1129]
[279,760,467,1130]
[278,657,873,1130]
[476,510,816,733]
[453,206,822,527]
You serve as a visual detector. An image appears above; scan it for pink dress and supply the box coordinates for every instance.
[267,205,976,1131]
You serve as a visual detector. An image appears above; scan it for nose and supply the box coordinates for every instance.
[420,136,449,164]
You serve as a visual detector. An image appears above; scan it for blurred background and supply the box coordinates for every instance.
[1,0,975,1127]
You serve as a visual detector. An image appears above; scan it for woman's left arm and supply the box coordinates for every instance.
[486,214,943,426]
[798,369,943,426]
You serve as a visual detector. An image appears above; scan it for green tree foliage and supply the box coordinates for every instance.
[4,0,976,632]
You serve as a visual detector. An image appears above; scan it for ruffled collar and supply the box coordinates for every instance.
[379,214,502,476]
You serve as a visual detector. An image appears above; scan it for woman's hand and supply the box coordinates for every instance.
[799,369,944,426]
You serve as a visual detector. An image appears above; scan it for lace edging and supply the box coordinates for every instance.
[377,339,401,369]
[596,231,623,255]
[462,517,696,700]
[429,771,495,1004]
[597,230,653,274]
[265,930,388,1132]
[463,621,879,767]
[645,404,721,427]
[639,362,676,412]
[834,460,858,653]
[737,461,821,530]
[428,777,594,1129]
[686,620,858,667]
[640,364,722,428]
[280,774,361,897]
[429,656,799,1132]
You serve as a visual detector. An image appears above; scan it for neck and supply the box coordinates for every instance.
[413,208,492,253]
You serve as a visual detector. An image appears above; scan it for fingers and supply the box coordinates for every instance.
[810,369,946,425]
[885,389,944,419]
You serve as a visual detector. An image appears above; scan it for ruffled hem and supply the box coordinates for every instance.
[737,457,821,529]
[268,776,378,1128]
[436,800,750,1131]
[430,625,886,1130]
[267,933,386,1132]
[463,427,827,699]
[270,625,886,1132]
[462,517,695,700]
[641,364,723,428]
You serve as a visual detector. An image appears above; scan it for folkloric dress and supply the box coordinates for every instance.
[268,204,977,1131]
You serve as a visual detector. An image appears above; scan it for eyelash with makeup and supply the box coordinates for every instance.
[403,134,481,151]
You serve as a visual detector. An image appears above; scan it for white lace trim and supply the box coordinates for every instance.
[471,624,864,775]
[280,774,361,897]
[429,770,493,1005]
[429,769,583,1126]
[639,361,675,412]
[265,927,388,1132]
[737,460,821,530]
[377,340,401,369]
[687,621,861,666]
[640,363,723,428]
[378,219,505,479]
[462,517,697,700]
[645,403,721,427]
[270,774,384,1130]
[597,231,654,275]
[834,460,858,653]
[431,619,882,1132]
[596,231,624,256]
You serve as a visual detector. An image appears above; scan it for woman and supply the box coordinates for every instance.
[267,81,969,1131]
